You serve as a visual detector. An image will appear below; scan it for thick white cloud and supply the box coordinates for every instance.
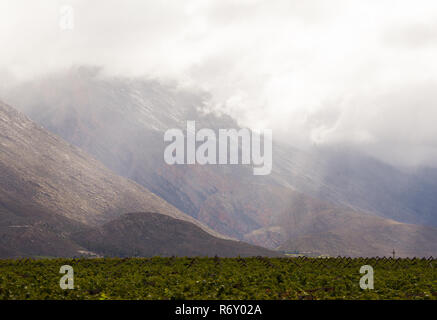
[1,0,437,166]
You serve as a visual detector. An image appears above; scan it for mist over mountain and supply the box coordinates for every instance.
[3,67,436,257]
[3,1,437,169]
[273,144,437,227]
[0,99,280,258]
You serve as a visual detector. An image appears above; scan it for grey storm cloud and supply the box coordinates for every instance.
[1,0,437,167]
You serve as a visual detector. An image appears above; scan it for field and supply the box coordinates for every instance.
[0,257,435,300]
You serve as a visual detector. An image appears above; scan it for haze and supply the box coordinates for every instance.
[1,0,437,167]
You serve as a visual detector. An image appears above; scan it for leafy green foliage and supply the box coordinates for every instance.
[0,257,435,300]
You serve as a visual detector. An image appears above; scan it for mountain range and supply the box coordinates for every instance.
[0,99,278,258]
[1,66,435,257]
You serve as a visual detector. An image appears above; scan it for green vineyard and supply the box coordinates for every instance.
[0,257,435,300]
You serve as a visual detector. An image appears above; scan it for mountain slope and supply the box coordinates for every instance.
[273,145,437,227]
[0,99,218,231]
[73,212,280,257]
[245,195,437,257]
[3,67,437,257]
[0,100,280,258]
[0,201,88,258]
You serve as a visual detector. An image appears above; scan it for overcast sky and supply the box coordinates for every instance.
[1,0,437,167]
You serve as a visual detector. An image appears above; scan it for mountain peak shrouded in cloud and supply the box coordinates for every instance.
[1,0,437,167]
[4,69,437,257]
